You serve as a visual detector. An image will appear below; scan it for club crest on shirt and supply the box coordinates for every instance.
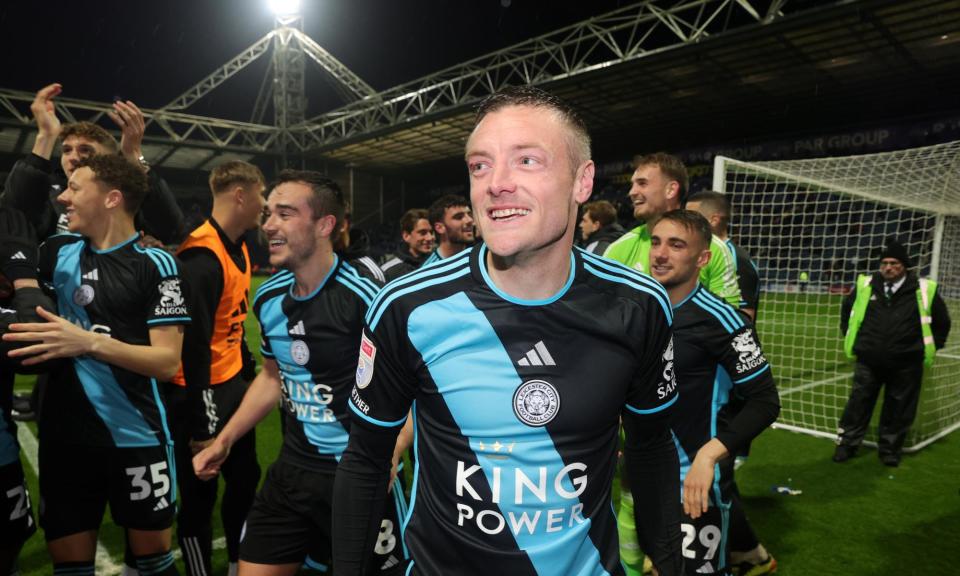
[356,333,376,389]
[290,340,310,366]
[732,330,766,373]
[73,284,95,306]
[513,379,560,427]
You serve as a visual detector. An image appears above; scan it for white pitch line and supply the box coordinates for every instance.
[17,424,124,575]
[779,372,849,396]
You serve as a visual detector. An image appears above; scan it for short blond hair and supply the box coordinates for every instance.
[209,161,265,195]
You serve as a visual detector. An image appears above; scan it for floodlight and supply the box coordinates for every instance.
[269,0,301,16]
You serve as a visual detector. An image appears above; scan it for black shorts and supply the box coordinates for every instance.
[240,458,407,574]
[39,442,176,540]
[0,459,37,547]
[680,502,732,575]
[165,373,249,441]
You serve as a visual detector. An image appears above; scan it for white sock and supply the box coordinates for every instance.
[228,562,239,576]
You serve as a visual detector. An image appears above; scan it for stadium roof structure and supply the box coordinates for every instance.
[0,0,956,173]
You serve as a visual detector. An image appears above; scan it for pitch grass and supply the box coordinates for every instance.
[13,281,960,574]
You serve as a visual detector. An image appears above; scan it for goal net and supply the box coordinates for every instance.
[713,141,960,452]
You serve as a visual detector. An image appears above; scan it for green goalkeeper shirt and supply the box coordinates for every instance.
[603,223,742,307]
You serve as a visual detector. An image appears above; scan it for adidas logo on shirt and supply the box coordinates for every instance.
[517,341,556,367]
[82,269,99,281]
[153,496,169,511]
[289,320,306,336]
[10,251,27,260]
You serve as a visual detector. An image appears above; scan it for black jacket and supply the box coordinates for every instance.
[380,245,428,283]
[840,272,951,365]
[1,153,186,244]
[583,222,626,255]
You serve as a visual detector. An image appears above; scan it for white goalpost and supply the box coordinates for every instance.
[713,141,960,452]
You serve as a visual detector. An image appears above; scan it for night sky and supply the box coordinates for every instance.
[1,0,629,121]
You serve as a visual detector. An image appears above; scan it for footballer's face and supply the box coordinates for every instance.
[435,205,475,246]
[579,211,600,241]
[649,219,711,289]
[629,164,678,223]
[879,258,906,282]
[466,104,593,260]
[59,166,111,235]
[60,136,109,179]
[262,182,333,270]
[402,218,435,257]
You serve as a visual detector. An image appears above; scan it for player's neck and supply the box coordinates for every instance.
[715,230,729,241]
[485,242,572,301]
[86,215,137,251]
[667,278,699,307]
[292,247,335,298]
[210,204,247,244]
[438,239,464,259]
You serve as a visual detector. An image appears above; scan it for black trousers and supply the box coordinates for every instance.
[165,381,261,576]
[837,360,924,457]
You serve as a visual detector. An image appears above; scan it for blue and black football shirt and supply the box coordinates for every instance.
[670,283,779,491]
[37,232,190,447]
[345,245,679,576]
[253,256,381,470]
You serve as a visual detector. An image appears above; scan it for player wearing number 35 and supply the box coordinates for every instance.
[4,154,189,576]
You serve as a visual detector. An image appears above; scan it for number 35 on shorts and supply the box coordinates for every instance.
[125,461,171,502]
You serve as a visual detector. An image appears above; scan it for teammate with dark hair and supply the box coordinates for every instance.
[420,195,475,266]
[649,210,780,575]
[5,154,190,576]
[381,208,434,282]
[194,171,407,575]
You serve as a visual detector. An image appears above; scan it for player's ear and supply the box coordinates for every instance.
[697,248,712,269]
[317,214,337,238]
[104,188,123,210]
[233,185,246,205]
[574,160,594,205]
[433,221,446,236]
[665,180,680,201]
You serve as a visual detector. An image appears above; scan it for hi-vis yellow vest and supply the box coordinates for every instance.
[843,275,938,367]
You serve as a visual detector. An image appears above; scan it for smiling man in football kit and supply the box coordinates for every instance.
[193,171,408,576]
[647,210,780,575]
[5,154,189,576]
[334,86,684,576]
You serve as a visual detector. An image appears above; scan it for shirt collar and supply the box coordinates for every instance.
[887,275,907,294]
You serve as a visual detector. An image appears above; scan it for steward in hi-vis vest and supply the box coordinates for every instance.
[834,238,951,468]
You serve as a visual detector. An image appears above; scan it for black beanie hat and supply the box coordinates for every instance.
[880,238,912,268]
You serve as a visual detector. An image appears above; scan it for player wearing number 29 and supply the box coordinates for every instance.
[5,155,189,576]
[334,86,684,576]
[648,210,780,575]
[193,171,407,575]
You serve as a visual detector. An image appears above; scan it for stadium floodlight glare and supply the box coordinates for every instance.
[269,0,300,16]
